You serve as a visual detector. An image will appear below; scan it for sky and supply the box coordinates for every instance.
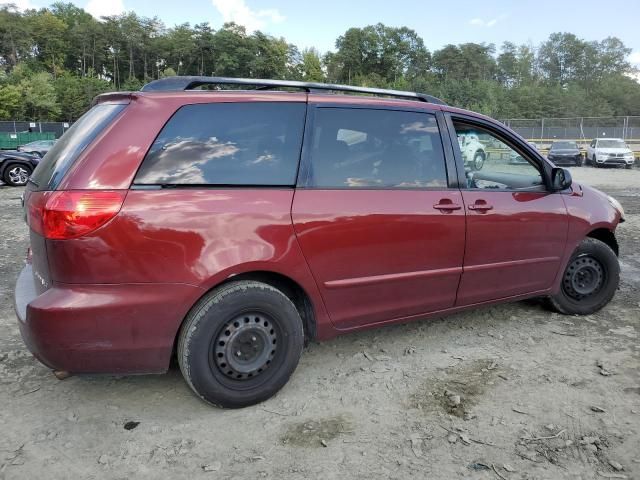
[4,0,640,68]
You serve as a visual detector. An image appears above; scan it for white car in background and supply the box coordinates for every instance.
[586,138,634,168]
[457,133,486,170]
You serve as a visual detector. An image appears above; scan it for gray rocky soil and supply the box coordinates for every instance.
[0,166,638,479]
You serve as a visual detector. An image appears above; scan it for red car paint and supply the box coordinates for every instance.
[15,89,623,375]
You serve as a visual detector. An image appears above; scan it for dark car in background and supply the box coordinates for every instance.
[548,141,583,166]
[17,139,57,158]
[0,150,40,186]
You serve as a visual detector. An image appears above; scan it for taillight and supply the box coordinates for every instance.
[27,190,126,239]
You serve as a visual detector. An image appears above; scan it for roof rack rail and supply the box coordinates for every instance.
[140,76,447,105]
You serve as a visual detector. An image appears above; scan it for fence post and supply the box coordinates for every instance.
[624,116,629,140]
[540,118,544,141]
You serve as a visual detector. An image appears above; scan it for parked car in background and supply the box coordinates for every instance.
[17,139,57,157]
[15,77,624,408]
[586,138,634,168]
[509,141,539,164]
[548,141,583,166]
[457,132,486,170]
[0,150,40,186]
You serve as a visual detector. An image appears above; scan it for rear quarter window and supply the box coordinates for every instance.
[134,102,306,186]
[30,103,126,190]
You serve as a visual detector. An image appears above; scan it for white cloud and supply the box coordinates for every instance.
[85,0,125,18]
[212,0,285,32]
[469,14,507,28]
[0,0,35,10]
[630,51,640,65]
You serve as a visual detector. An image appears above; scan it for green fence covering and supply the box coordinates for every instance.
[0,132,56,150]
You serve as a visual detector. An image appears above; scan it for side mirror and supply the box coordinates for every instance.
[551,167,572,191]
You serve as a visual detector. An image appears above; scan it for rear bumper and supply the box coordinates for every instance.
[14,265,203,374]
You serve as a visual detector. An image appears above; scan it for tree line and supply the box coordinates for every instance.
[1,3,639,122]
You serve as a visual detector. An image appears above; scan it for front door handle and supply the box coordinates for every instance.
[433,202,462,211]
[468,201,493,212]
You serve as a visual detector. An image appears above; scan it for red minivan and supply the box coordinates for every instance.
[15,77,624,407]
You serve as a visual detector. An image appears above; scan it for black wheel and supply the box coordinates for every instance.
[592,155,599,168]
[2,163,32,186]
[547,238,619,315]
[471,151,485,171]
[178,280,304,408]
[625,164,633,169]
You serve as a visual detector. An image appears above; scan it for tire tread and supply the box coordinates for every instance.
[177,280,302,407]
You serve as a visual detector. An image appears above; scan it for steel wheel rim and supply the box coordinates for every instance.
[8,166,29,185]
[214,313,278,380]
[563,255,605,300]
[474,155,484,170]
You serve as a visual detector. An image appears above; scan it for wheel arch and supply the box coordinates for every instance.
[586,228,619,256]
[220,271,317,342]
[172,270,318,359]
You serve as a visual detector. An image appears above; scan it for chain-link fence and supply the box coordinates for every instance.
[0,121,71,138]
[501,116,640,144]
[0,121,72,150]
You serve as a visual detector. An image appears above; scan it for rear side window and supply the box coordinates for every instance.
[306,108,447,188]
[30,103,126,190]
[135,102,306,186]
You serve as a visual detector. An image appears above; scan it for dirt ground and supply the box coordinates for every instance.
[1,166,639,480]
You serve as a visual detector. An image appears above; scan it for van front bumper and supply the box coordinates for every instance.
[14,264,203,374]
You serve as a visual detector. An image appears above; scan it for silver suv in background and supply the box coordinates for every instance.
[17,139,57,158]
[586,138,634,168]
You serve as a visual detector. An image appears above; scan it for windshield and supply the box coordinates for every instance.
[30,103,125,190]
[552,141,577,149]
[598,139,626,149]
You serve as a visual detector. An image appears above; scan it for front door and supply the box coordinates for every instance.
[449,119,569,305]
[292,105,465,329]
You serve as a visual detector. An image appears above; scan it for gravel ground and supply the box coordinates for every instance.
[0,166,639,480]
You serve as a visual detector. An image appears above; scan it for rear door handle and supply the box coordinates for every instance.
[433,202,462,211]
[468,202,493,211]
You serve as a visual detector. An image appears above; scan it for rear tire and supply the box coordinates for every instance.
[547,238,619,315]
[178,280,304,408]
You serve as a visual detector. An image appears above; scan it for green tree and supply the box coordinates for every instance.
[27,9,68,76]
[328,23,430,85]
[300,48,324,82]
[20,71,60,120]
[0,5,34,68]
[0,84,23,119]
[54,74,110,120]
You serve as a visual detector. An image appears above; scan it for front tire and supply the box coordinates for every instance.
[3,163,32,186]
[472,151,485,171]
[178,280,304,408]
[547,238,619,315]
